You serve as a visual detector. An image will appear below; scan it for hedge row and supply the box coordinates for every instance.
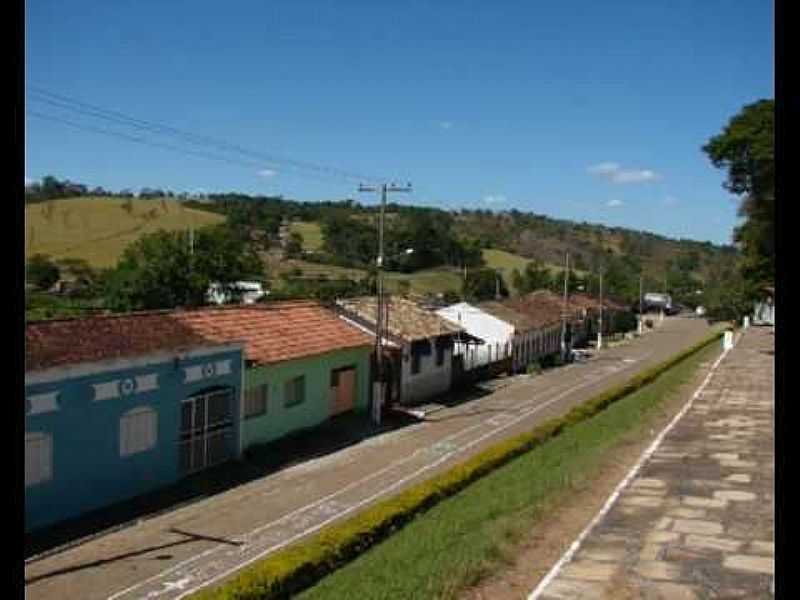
[193,330,724,600]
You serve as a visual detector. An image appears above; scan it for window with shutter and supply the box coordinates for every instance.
[25,432,52,487]
[120,407,158,456]
[284,376,305,408]
[244,384,268,418]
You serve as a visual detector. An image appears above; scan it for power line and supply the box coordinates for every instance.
[26,109,366,187]
[27,85,391,185]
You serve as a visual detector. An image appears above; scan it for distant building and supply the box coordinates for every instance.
[206,281,268,305]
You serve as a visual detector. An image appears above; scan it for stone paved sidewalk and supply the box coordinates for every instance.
[536,327,774,599]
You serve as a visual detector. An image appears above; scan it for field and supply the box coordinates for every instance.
[288,221,324,251]
[25,197,225,268]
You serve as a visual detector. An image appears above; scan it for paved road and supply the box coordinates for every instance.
[25,317,714,600]
[533,326,774,599]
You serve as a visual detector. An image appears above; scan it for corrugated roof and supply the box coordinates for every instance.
[26,301,374,372]
[26,311,219,372]
[172,302,373,365]
[337,296,464,342]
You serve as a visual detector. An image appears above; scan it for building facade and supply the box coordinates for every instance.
[25,314,244,533]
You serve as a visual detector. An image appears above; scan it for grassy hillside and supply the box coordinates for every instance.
[25,197,225,268]
[289,221,324,251]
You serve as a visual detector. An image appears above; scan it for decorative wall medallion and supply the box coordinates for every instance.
[120,378,136,396]
[183,361,229,384]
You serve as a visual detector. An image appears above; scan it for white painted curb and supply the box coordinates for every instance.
[528,335,735,599]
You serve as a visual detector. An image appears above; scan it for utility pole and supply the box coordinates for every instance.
[562,255,569,353]
[638,273,644,335]
[597,270,604,350]
[358,182,412,425]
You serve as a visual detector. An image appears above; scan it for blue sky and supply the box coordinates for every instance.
[25,0,772,245]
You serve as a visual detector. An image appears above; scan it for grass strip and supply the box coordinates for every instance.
[192,330,724,600]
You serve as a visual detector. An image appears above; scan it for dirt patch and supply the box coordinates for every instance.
[460,358,719,600]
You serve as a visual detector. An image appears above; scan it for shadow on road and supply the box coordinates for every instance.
[25,527,243,584]
[25,411,421,562]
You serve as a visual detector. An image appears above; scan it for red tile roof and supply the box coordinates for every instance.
[171,302,373,366]
[26,311,219,372]
[26,301,374,372]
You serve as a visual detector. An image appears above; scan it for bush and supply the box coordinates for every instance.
[191,330,723,600]
[26,254,61,290]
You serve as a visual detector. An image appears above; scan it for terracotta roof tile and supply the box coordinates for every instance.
[26,311,220,372]
[171,301,373,365]
[26,301,374,372]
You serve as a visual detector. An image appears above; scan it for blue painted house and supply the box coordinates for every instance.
[24,312,245,533]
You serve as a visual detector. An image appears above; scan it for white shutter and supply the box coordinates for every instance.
[25,433,52,487]
[120,407,157,456]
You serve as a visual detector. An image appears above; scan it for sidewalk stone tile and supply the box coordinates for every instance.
[652,582,700,599]
[668,508,707,519]
[682,496,727,509]
[561,561,618,581]
[684,534,742,552]
[634,560,682,580]
[713,490,756,502]
[723,554,774,575]
[724,474,752,483]
[748,541,774,556]
[672,519,724,536]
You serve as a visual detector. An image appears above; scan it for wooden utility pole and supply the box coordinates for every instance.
[560,253,570,360]
[597,270,604,350]
[358,182,412,425]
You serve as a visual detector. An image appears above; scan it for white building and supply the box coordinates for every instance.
[436,302,514,370]
[206,281,268,305]
[336,296,471,406]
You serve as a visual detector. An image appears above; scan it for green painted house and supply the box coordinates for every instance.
[173,301,374,450]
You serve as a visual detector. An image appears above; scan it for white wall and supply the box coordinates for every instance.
[399,342,452,405]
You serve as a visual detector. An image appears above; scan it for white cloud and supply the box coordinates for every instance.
[606,199,624,207]
[257,168,277,178]
[438,121,454,130]
[25,176,35,186]
[482,194,507,205]
[587,162,621,175]
[663,195,679,206]
[587,162,661,184]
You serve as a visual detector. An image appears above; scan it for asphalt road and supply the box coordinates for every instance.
[24,317,716,600]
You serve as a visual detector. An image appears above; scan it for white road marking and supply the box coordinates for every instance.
[527,338,733,599]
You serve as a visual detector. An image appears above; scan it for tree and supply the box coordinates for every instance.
[104,225,263,311]
[463,268,507,302]
[285,232,304,259]
[703,99,774,289]
[26,254,61,290]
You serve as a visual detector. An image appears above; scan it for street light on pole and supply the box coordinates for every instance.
[358,182,412,426]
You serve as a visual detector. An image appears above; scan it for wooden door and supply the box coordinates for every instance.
[331,368,357,416]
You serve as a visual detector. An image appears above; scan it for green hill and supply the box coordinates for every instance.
[25,197,225,268]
